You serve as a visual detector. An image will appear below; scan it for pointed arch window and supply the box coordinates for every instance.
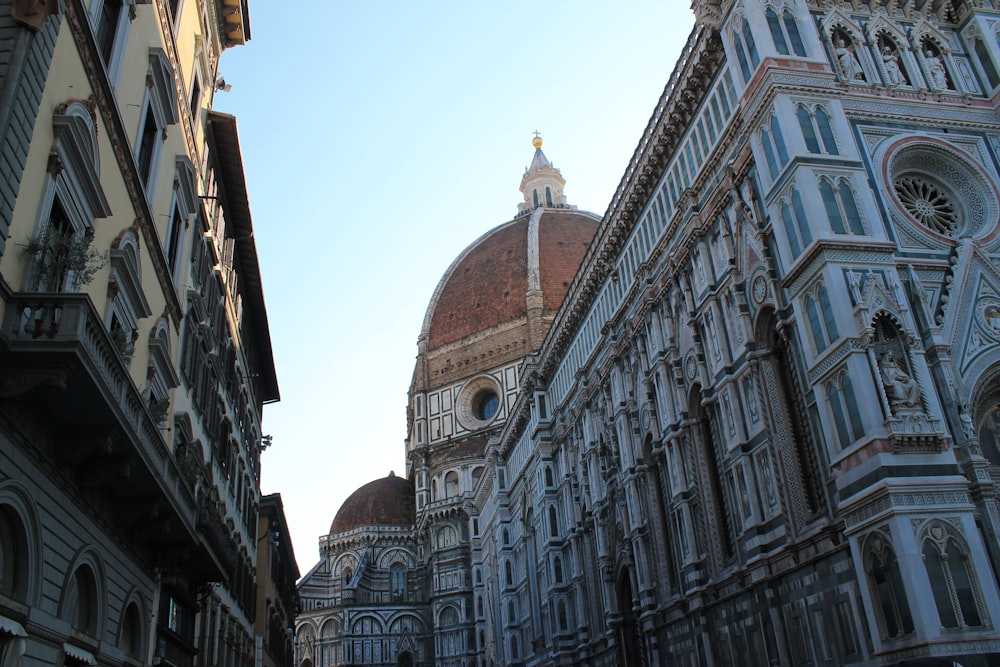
[797,104,838,155]
[504,559,513,587]
[767,7,806,56]
[390,563,406,601]
[820,177,864,235]
[867,536,914,639]
[780,190,812,257]
[545,186,553,206]
[760,117,788,180]
[973,38,1000,90]
[733,18,760,83]
[922,527,986,629]
[804,283,839,352]
[827,371,864,448]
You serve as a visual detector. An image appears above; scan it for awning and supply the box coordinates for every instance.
[63,643,97,665]
[0,615,26,637]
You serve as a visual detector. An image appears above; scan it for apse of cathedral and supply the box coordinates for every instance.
[295,1,1000,665]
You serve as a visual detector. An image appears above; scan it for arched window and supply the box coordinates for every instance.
[922,527,985,629]
[476,595,484,617]
[820,178,864,235]
[545,186,553,206]
[504,559,513,587]
[0,505,28,601]
[760,117,789,180]
[797,105,820,153]
[766,7,806,56]
[804,283,838,352]
[548,505,559,537]
[430,479,437,501]
[557,600,569,631]
[815,107,838,154]
[827,371,864,448]
[544,466,554,487]
[444,471,459,498]
[780,190,812,257]
[343,567,352,586]
[510,634,520,660]
[390,563,406,601]
[120,602,143,659]
[974,38,1000,89]
[507,600,516,623]
[533,189,539,207]
[733,17,760,83]
[553,555,563,583]
[64,566,99,636]
[797,105,838,155]
[866,535,914,639]
[439,606,460,626]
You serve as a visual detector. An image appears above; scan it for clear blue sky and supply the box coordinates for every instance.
[214,2,695,570]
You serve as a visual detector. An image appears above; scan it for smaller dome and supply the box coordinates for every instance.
[330,474,415,534]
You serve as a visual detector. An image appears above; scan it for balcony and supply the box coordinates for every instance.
[0,292,230,580]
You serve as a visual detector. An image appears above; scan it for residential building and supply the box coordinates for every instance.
[256,494,299,667]
[0,1,282,666]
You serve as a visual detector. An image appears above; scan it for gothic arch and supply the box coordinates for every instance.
[752,307,824,525]
[969,361,1000,465]
[616,567,643,667]
[377,547,416,569]
[333,553,358,581]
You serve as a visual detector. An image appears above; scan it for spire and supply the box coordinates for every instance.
[518,133,572,215]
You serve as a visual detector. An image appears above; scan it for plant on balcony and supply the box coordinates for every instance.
[148,395,169,425]
[110,323,135,364]
[19,227,107,292]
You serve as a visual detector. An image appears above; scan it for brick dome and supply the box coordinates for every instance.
[329,473,415,534]
[422,209,599,350]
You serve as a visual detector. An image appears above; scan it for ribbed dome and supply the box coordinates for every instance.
[422,208,599,350]
[329,473,415,534]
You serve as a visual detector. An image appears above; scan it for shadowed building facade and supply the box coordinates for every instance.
[0,1,286,666]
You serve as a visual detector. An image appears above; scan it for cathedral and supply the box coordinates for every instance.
[295,1,1000,665]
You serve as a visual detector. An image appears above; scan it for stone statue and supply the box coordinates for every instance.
[925,50,949,89]
[882,46,905,85]
[959,404,976,440]
[835,39,865,81]
[880,353,919,408]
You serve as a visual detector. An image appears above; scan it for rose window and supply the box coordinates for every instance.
[892,175,959,237]
[881,137,1000,241]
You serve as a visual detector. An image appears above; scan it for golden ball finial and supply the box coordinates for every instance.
[532,131,543,149]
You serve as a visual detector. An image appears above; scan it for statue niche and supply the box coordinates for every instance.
[872,315,921,414]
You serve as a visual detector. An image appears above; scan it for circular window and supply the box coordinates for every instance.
[473,391,499,421]
[893,174,959,236]
[456,375,503,430]
[882,136,1000,241]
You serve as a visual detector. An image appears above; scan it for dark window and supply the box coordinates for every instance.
[137,108,158,184]
[96,0,123,65]
[166,205,184,277]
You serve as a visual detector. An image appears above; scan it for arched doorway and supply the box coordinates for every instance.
[397,651,414,667]
[617,569,642,667]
